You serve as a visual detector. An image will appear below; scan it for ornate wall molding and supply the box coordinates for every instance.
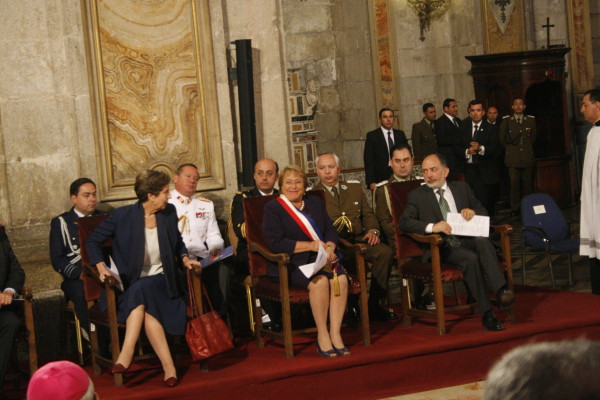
[368,0,398,111]
[482,0,526,54]
[81,0,224,201]
[567,0,594,93]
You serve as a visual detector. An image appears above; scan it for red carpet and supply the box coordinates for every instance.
[77,286,600,399]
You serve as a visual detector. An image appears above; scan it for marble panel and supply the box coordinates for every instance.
[62,0,84,37]
[83,0,225,200]
[283,4,331,34]
[64,36,90,96]
[0,40,67,98]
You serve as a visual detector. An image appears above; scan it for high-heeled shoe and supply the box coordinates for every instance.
[332,345,351,356]
[164,376,179,387]
[316,342,337,358]
[111,363,130,374]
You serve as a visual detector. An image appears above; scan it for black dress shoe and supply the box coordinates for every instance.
[369,306,399,321]
[482,311,505,331]
[497,288,515,307]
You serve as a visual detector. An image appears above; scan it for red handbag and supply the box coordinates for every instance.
[186,270,233,361]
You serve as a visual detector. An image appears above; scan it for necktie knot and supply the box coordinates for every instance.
[437,188,445,196]
[332,186,339,197]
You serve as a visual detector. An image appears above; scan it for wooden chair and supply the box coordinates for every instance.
[244,191,370,358]
[388,180,515,335]
[78,215,204,385]
[6,285,38,383]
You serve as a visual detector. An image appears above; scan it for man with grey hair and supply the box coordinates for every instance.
[484,340,600,400]
[313,152,397,321]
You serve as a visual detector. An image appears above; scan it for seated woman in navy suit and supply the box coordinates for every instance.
[87,170,200,387]
[262,165,350,357]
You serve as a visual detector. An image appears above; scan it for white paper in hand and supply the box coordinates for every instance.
[108,256,124,291]
[298,243,328,279]
[446,212,490,238]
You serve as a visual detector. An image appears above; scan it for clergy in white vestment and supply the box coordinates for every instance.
[579,88,600,295]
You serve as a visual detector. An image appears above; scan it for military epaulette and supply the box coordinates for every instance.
[196,196,212,202]
[526,115,535,118]
[502,115,510,119]
[376,180,388,187]
[235,191,247,198]
[346,180,360,184]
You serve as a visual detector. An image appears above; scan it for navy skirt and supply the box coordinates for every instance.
[118,274,186,336]
[271,263,348,289]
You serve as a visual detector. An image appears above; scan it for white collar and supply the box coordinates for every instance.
[73,208,87,218]
[445,113,456,121]
[258,189,274,196]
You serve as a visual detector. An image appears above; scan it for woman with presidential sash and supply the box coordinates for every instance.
[263,165,350,358]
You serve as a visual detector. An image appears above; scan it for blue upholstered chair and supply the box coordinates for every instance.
[520,193,578,288]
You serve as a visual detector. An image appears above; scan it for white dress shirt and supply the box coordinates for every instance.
[425,182,458,233]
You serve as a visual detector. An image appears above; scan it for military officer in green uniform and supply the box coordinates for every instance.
[499,97,537,215]
[312,153,397,321]
[374,145,421,250]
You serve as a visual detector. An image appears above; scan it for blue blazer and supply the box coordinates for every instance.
[49,208,104,280]
[262,195,338,277]
[86,202,188,298]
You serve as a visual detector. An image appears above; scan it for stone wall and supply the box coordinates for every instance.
[390,1,481,137]
[282,0,376,169]
[591,0,600,87]
[0,0,294,294]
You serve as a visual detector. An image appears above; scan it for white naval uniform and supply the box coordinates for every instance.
[169,189,224,259]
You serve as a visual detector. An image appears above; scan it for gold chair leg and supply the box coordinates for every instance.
[73,313,84,366]
[245,281,255,334]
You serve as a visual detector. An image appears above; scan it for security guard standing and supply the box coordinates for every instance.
[313,153,397,321]
[500,97,537,216]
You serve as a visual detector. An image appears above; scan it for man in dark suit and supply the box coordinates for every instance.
[364,108,409,191]
[0,222,25,386]
[455,100,500,217]
[231,158,279,275]
[49,178,103,339]
[399,154,514,331]
[411,103,437,158]
[435,98,462,175]
[230,158,280,330]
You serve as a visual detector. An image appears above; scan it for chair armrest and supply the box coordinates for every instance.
[20,286,33,300]
[492,224,513,235]
[82,263,118,289]
[338,238,367,255]
[406,232,445,245]
[249,242,290,264]
[521,226,550,249]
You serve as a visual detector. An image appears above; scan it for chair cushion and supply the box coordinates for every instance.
[254,279,310,303]
[401,260,464,282]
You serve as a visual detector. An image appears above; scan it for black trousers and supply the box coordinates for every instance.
[61,279,89,333]
[440,237,506,315]
[590,258,600,295]
[0,303,21,385]
[465,165,498,217]
[508,166,534,212]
